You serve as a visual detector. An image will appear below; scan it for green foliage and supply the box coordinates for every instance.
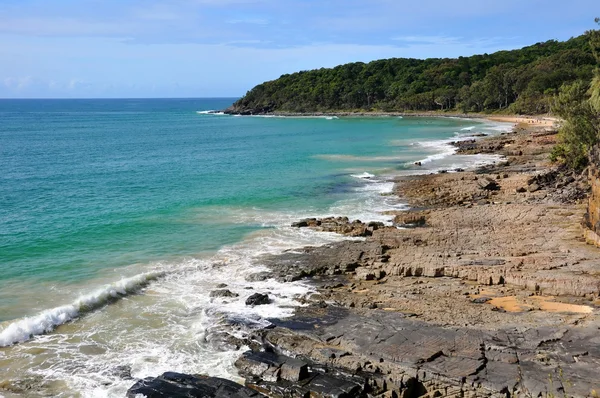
[233,33,597,114]
[551,81,599,170]
[551,20,600,171]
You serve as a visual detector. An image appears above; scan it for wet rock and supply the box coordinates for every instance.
[210,289,239,298]
[246,272,270,282]
[109,365,133,380]
[126,372,265,398]
[246,293,270,306]
[258,240,384,282]
[236,351,309,383]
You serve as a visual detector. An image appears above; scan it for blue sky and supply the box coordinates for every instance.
[0,0,597,98]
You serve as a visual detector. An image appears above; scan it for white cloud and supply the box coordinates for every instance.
[3,76,35,90]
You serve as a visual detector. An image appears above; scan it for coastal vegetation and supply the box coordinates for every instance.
[230,31,599,115]
[551,19,600,170]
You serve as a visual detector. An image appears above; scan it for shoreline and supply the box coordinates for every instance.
[221,109,559,127]
[138,119,600,397]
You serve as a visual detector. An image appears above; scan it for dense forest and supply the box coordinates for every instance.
[228,32,599,115]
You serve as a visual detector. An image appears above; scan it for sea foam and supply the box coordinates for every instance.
[0,271,164,347]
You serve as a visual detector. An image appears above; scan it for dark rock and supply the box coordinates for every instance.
[210,289,239,298]
[246,293,270,306]
[216,283,228,288]
[108,365,133,380]
[258,240,385,282]
[291,220,309,228]
[516,187,527,193]
[414,161,422,166]
[479,180,500,191]
[126,372,265,398]
[236,351,309,383]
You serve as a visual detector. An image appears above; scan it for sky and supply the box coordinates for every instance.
[0,0,597,98]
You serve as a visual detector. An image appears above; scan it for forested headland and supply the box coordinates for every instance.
[227,31,598,115]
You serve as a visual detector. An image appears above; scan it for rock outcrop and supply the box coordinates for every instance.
[585,145,600,246]
[126,372,265,398]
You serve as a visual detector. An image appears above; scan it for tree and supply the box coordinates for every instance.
[551,19,600,171]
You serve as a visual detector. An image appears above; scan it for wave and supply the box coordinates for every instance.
[196,110,226,115]
[0,271,164,347]
[460,126,476,131]
[350,172,376,180]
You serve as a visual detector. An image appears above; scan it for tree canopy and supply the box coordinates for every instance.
[550,21,600,170]
[229,32,598,115]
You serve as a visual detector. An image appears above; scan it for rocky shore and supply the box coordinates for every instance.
[129,121,600,397]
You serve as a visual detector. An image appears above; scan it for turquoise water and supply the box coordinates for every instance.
[0,99,509,396]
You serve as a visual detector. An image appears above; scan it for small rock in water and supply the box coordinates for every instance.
[210,289,239,298]
[245,293,270,306]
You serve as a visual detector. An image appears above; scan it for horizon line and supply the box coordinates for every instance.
[0,96,241,100]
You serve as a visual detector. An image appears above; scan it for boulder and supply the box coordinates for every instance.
[246,293,270,306]
[528,183,540,192]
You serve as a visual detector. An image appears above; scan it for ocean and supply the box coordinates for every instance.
[0,98,509,397]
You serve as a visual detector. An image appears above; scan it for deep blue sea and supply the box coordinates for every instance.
[0,98,509,397]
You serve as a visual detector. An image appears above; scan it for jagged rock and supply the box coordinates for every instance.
[210,289,239,298]
[236,349,366,397]
[235,351,309,383]
[291,217,384,237]
[246,293,270,306]
[126,372,265,398]
[258,240,385,282]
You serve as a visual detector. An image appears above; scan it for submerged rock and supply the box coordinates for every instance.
[210,289,239,298]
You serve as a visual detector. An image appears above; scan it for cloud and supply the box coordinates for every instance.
[4,76,35,90]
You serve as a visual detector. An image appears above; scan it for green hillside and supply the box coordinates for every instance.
[227,33,598,115]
